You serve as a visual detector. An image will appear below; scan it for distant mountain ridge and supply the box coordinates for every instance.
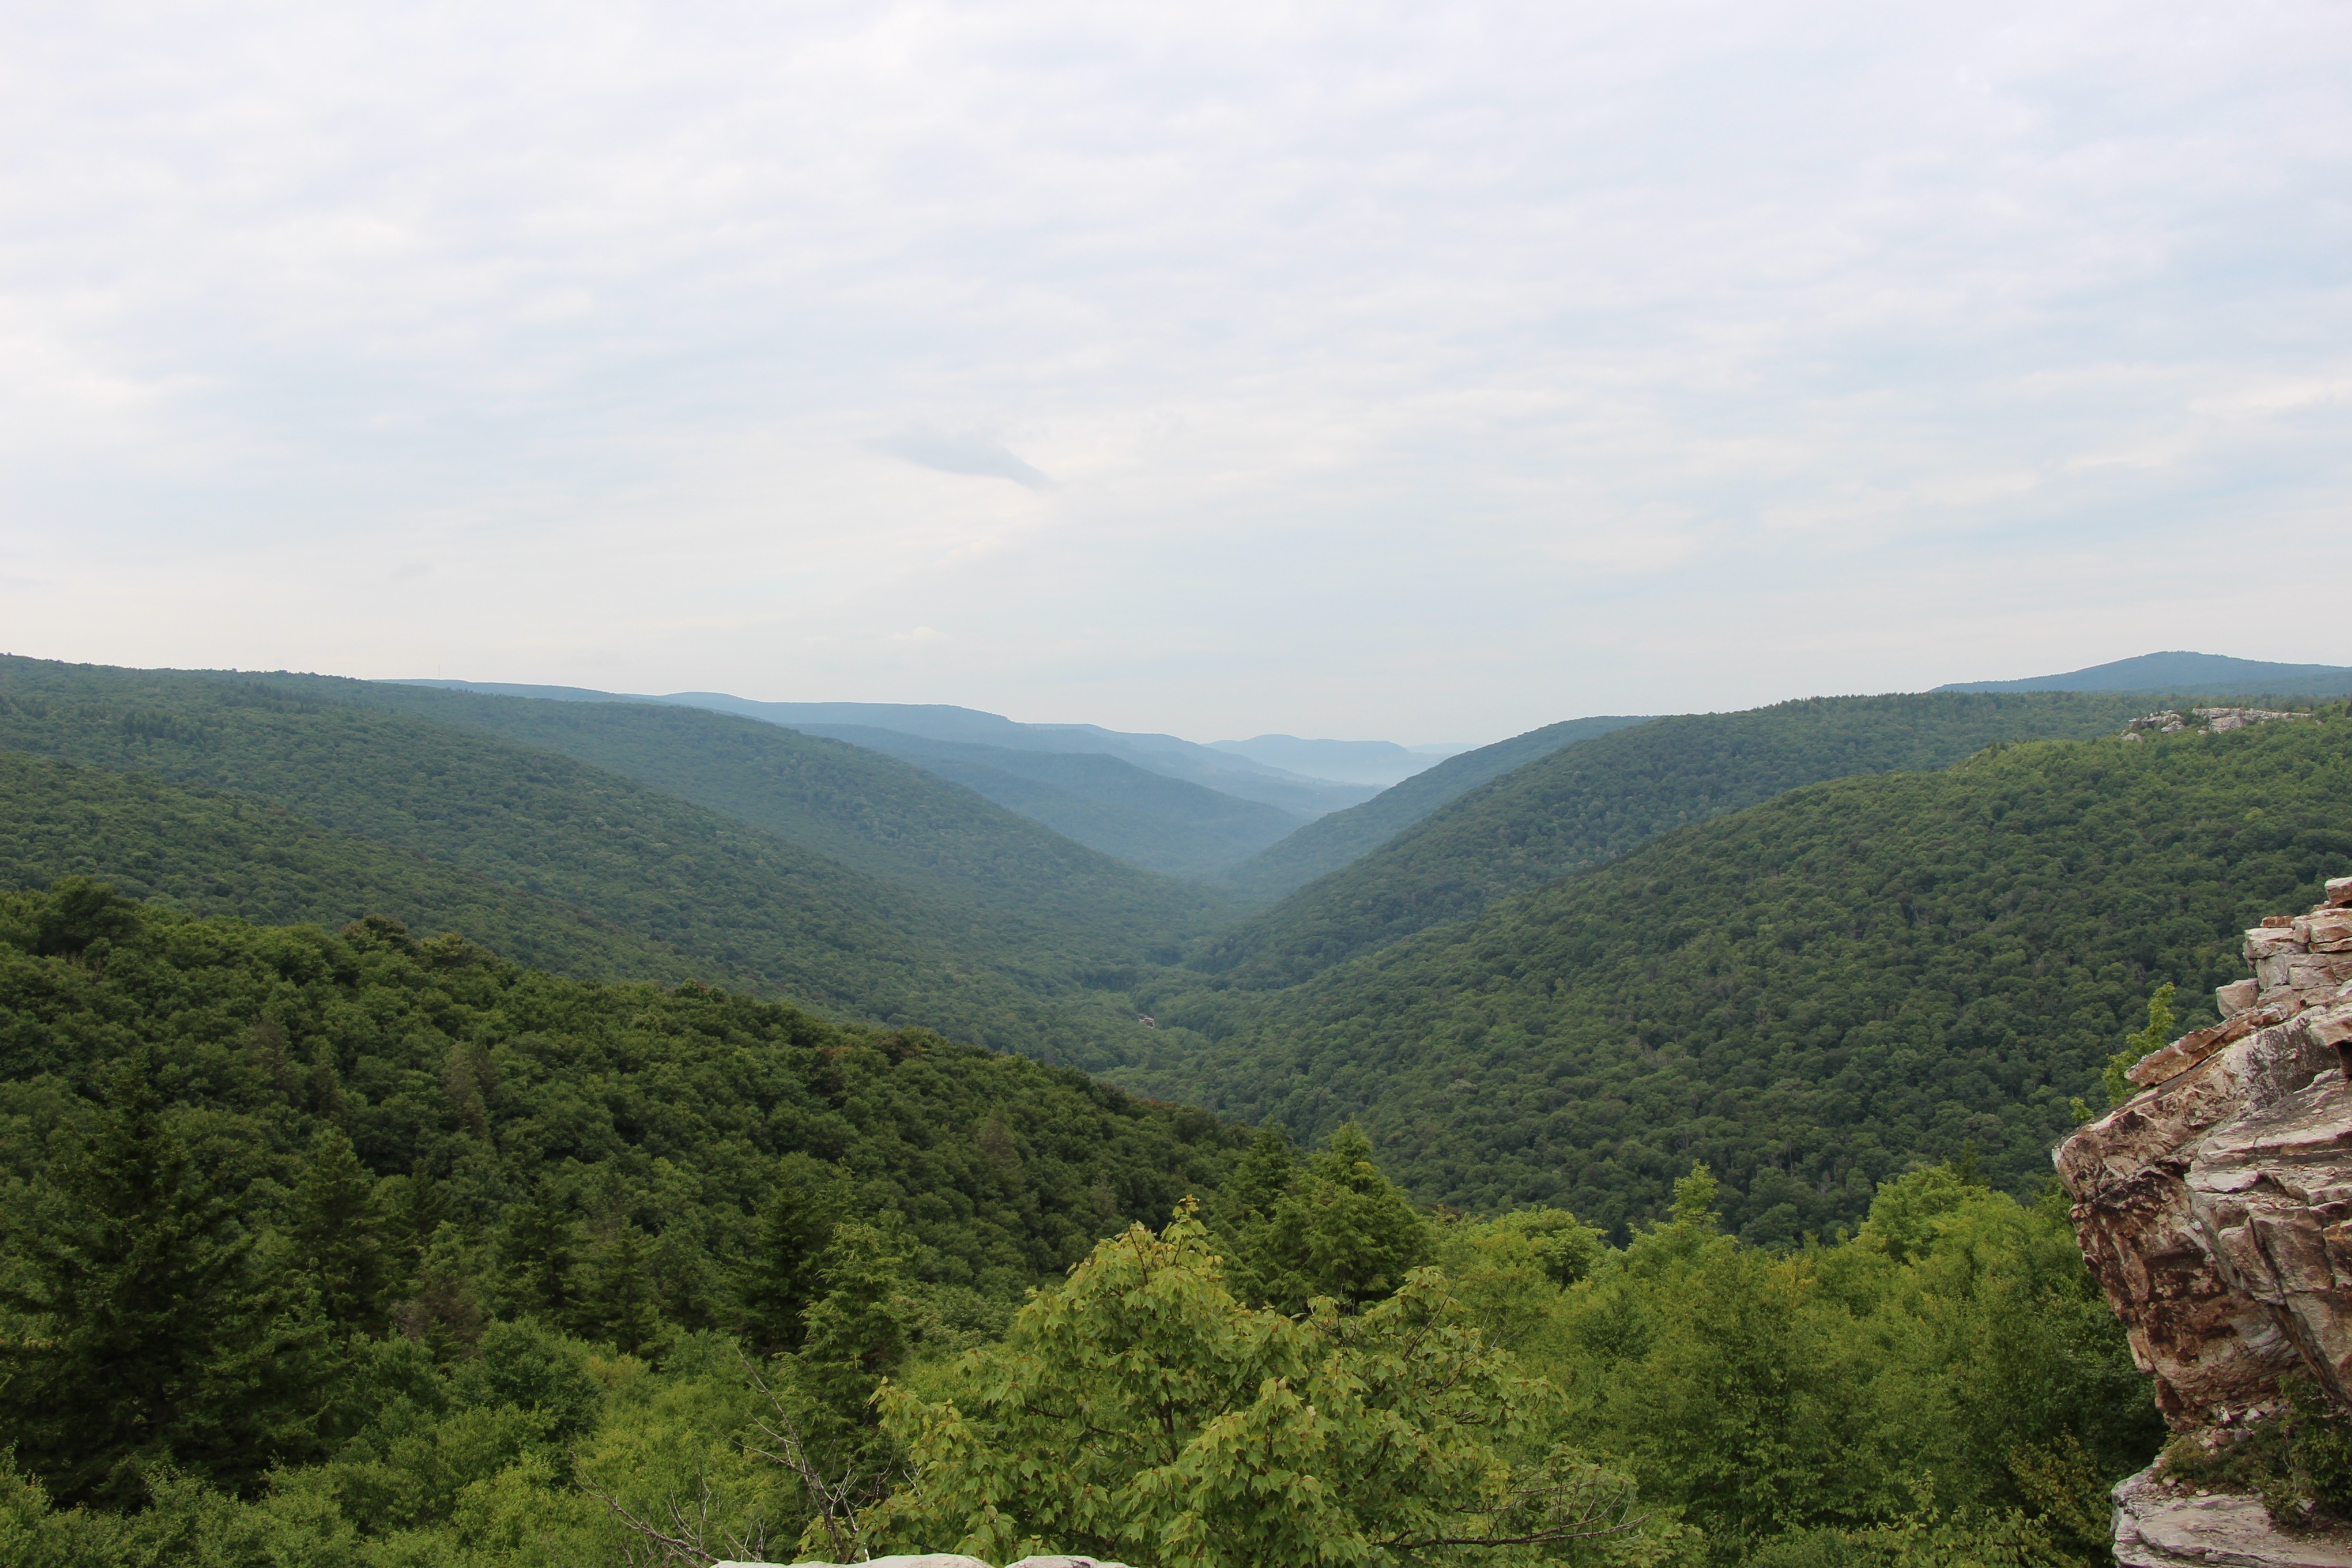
[400,683,1367,801]
[775,722,1305,878]
[393,679,1386,877]
[674,696,1374,812]
[1936,650,2352,696]
[1207,735,1470,788]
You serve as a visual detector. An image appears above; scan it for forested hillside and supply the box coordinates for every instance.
[1126,712,2352,1235]
[0,887,1237,1504]
[317,676,1240,946]
[0,883,2158,1566]
[1215,714,1651,904]
[768,721,1305,877]
[1193,692,2153,989]
[0,659,1177,1065]
[7,657,2332,1565]
[0,752,693,982]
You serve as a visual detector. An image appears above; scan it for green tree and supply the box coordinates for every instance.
[576,1220,663,1358]
[1207,1125,1296,1235]
[736,1155,848,1356]
[1548,1166,1873,1541]
[497,1176,581,1324]
[391,1222,486,1360]
[458,1319,604,1443]
[291,1124,389,1333]
[0,1052,300,1503]
[791,1222,915,1469]
[2105,983,2178,1106]
[1518,1165,2160,1556]
[1224,1124,1433,1312]
[1437,1206,1607,1353]
[26,877,139,959]
[870,1204,1654,1568]
[304,1038,348,1124]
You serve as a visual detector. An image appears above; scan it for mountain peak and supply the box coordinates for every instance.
[1935,651,2352,696]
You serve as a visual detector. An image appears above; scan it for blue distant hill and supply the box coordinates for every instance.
[1936,651,2352,697]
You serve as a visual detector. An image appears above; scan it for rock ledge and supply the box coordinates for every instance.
[2114,1464,2352,1568]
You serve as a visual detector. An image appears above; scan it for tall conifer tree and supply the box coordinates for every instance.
[291,1124,389,1333]
[736,1154,846,1355]
[0,1051,285,1503]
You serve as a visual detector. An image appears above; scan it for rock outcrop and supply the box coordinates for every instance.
[2112,1468,2352,1568]
[2055,876,2352,1563]
[2121,708,2310,741]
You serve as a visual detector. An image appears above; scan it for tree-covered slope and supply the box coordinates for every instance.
[667,693,1379,816]
[0,884,1238,1329]
[318,678,1240,949]
[1215,715,1652,904]
[0,659,1164,1064]
[1127,712,2352,1237]
[1193,692,2153,990]
[0,751,696,983]
[0,881,2155,1568]
[787,723,1305,878]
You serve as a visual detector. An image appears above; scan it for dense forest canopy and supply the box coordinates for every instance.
[0,884,2161,1566]
[1190,692,2156,990]
[0,749,697,983]
[1213,714,1654,904]
[1122,711,2352,1235]
[0,884,1231,1313]
[4,657,2341,1564]
[315,675,1243,943]
[0,658,1193,1068]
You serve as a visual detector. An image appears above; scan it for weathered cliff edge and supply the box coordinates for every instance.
[2056,877,2352,1566]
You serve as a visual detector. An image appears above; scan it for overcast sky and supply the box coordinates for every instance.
[2,1,2346,742]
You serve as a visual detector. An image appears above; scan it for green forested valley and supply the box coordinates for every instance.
[316,677,1245,945]
[1,657,2336,1565]
[0,659,1204,1068]
[1192,693,2153,989]
[1128,711,2352,1235]
[0,883,2159,1565]
[751,721,1311,879]
[1214,714,1653,904]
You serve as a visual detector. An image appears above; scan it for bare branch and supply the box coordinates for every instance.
[575,1463,722,1567]
[736,1348,895,1562]
[1377,1466,1648,1550]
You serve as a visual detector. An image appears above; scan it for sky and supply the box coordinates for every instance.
[1,1,2347,745]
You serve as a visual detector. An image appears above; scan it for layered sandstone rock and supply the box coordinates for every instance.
[2059,877,2352,1422]
[2056,877,2352,1562]
[2112,1468,2352,1568]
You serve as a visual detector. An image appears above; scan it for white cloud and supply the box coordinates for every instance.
[0,0,2346,740]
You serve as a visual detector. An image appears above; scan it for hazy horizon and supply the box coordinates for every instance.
[3,1,2346,740]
